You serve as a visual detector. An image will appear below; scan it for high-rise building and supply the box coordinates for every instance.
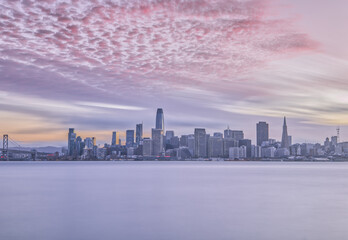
[180,135,189,147]
[257,121,269,146]
[231,130,244,141]
[281,117,289,148]
[143,138,153,156]
[331,136,338,146]
[194,128,207,158]
[84,137,93,149]
[170,136,180,148]
[224,127,243,140]
[126,130,135,147]
[208,136,223,158]
[68,128,76,156]
[111,131,119,146]
[187,135,195,156]
[223,138,238,157]
[155,108,164,131]
[239,139,252,158]
[152,128,164,156]
[224,127,232,139]
[76,136,83,156]
[166,130,174,143]
[136,123,143,144]
[213,132,223,138]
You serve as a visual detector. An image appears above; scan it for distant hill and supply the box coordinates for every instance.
[9,146,62,153]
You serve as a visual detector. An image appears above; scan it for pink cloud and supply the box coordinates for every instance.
[0,0,317,95]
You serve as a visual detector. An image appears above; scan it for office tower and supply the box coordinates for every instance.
[194,128,207,158]
[84,137,93,149]
[152,128,164,156]
[111,131,117,146]
[288,136,292,146]
[281,117,289,148]
[166,130,174,143]
[208,136,223,158]
[170,136,180,148]
[180,135,189,147]
[136,123,143,144]
[213,132,223,138]
[92,137,96,146]
[331,136,338,146]
[76,136,83,156]
[143,138,153,156]
[126,130,135,147]
[239,146,247,159]
[224,127,233,139]
[256,121,269,146]
[224,127,243,140]
[239,139,252,158]
[155,108,164,130]
[231,130,244,141]
[68,128,76,156]
[187,135,195,156]
[223,138,238,157]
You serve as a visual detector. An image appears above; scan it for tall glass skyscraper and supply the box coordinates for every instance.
[68,128,76,156]
[126,130,135,147]
[152,128,163,156]
[136,123,143,144]
[155,108,164,130]
[111,131,119,146]
[256,121,269,146]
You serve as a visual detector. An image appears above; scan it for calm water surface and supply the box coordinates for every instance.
[1,161,348,240]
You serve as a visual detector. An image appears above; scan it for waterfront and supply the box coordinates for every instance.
[1,161,348,240]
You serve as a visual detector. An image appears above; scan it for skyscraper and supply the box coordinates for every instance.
[194,128,207,158]
[142,138,153,156]
[281,117,289,148]
[152,128,163,156]
[256,121,269,146]
[208,136,223,158]
[68,128,76,156]
[180,135,189,147]
[136,123,143,144]
[155,108,164,130]
[111,131,117,146]
[231,130,244,141]
[126,130,135,147]
[224,127,232,139]
[166,130,174,144]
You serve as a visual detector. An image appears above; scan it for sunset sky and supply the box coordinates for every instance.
[1,0,348,146]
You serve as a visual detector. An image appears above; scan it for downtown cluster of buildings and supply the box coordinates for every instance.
[63,108,344,161]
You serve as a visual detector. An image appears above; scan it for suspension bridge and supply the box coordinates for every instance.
[1,134,53,161]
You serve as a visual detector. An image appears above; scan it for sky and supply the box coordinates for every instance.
[0,0,348,147]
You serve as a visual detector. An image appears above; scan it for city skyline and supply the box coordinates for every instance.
[0,107,342,147]
[1,0,348,146]
[58,108,342,161]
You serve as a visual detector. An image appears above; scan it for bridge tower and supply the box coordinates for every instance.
[2,134,9,160]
